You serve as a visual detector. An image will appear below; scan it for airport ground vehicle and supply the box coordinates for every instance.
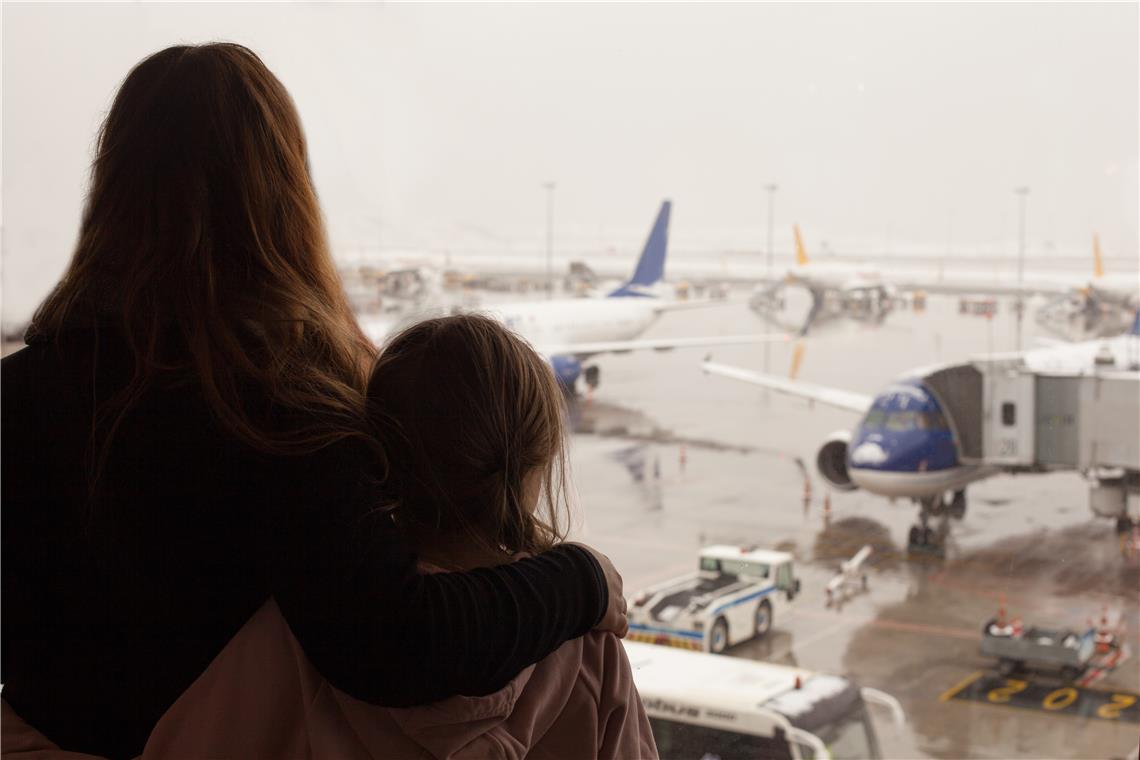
[624,639,903,759]
[628,545,799,653]
[980,619,1096,681]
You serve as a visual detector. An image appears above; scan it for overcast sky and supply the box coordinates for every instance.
[3,2,1137,324]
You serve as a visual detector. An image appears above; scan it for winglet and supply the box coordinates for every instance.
[609,201,671,297]
[794,225,810,267]
[1092,233,1105,279]
[1131,310,1140,337]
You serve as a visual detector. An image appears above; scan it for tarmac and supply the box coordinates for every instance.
[563,293,1140,760]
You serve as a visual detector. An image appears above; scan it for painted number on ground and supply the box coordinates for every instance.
[942,673,1139,723]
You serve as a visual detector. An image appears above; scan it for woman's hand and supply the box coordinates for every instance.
[570,543,629,637]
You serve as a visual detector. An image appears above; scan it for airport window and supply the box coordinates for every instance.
[6,5,1138,760]
[1002,402,1016,426]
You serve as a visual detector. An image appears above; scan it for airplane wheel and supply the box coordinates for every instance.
[950,490,967,520]
[710,618,729,654]
[907,525,923,547]
[754,601,773,638]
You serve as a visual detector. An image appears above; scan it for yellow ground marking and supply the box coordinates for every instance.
[939,670,985,702]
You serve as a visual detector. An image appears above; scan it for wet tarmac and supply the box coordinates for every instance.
[563,294,1139,760]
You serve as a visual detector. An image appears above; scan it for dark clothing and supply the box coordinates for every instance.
[1,327,606,760]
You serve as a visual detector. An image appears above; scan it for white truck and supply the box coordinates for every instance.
[624,639,904,759]
[628,545,800,653]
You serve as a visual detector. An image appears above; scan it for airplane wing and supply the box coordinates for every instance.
[540,334,788,360]
[701,360,873,414]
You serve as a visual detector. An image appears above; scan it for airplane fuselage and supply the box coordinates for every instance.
[487,297,660,351]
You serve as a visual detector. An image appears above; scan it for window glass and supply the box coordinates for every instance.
[648,718,794,760]
[862,409,887,429]
[776,563,793,591]
[718,559,769,579]
[1002,402,1017,426]
[885,411,918,431]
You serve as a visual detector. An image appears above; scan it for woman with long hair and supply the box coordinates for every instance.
[1,43,625,758]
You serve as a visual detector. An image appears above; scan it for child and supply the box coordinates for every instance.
[357,314,658,759]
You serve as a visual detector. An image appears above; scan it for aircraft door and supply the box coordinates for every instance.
[983,366,1036,466]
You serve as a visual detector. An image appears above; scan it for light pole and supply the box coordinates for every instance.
[1014,186,1029,352]
[764,184,778,395]
[543,181,556,299]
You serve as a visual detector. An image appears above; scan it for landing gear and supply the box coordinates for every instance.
[907,496,952,557]
[584,365,600,391]
[949,490,967,520]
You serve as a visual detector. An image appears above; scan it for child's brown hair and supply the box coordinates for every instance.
[366,314,569,556]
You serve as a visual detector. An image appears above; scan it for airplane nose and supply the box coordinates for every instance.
[850,440,888,466]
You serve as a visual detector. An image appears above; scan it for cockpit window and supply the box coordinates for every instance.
[885,411,918,431]
[863,409,947,432]
[863,409,887,428]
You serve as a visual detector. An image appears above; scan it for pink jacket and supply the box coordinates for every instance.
[3,596,657,759]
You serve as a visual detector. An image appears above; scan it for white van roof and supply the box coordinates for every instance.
[623,639,850,725]
[699,544,794,566]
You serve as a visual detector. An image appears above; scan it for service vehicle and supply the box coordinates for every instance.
[628,545,799,653]
[980,618,1096,681]
[624,639,904,759]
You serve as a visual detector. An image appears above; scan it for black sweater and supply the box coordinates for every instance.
[1,327,606,759]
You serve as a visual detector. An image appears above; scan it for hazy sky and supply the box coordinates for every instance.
[3,2,1137,323]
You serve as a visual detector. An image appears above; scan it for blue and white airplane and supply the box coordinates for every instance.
[702,312,1140,550]
[364,201,785,391]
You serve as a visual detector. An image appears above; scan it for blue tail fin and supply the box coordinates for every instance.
[609,200,671,297]
[1131,310,1140,336]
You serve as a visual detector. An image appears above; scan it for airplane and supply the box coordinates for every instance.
[701,312,1140,553]
[362,201,787,392]
[1034,234,1139,339]
[749,225,895,335]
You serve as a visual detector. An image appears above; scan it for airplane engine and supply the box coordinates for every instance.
[816,430,858,491]
[549,355,583,389]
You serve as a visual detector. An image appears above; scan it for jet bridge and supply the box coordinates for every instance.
[920,360,1140,517]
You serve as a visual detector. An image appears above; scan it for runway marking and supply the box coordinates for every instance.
[942,673,1140,723]
[860,617,980,642]
[767,616,853,662]
[939,670,985,702]
[794,607,979,642]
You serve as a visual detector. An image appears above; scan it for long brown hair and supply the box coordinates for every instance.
[365,315,570,556]
[31,43,373,455]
